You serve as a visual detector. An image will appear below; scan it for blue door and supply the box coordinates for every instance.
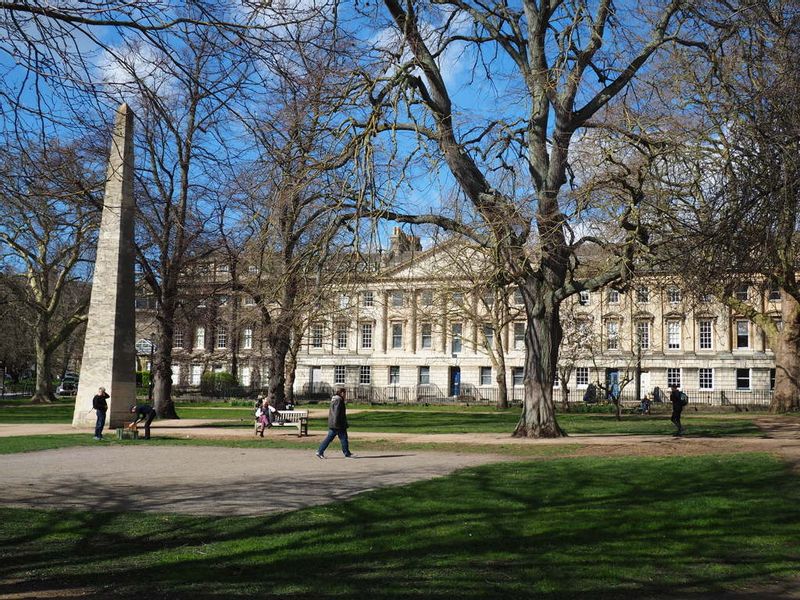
[606,369,620,401]
[449,367,461,397]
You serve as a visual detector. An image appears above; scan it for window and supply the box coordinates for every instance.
[699,368,714,390]
[512,367,524,387]
[389,366,400,384]
[736,368,750,390]
[219,295,228,306]
[420,290,434,306]
[699,293,712,303]
[334,365,346,385]
[513,287,523,304]
[359,366,371,385]
[338,294,350,309]
[636,286,649,303]
[173,330,184,348]
[240,366,251,387]
[194,327,205,350]
[637,321,650,350]
[514,322,525,350]
[191,365,203,385]
[770,368,776,390]
[699,320,713,350]
[483,324,494,349]
[482,291,494,307]
[311,324,323,348]
[576,367,589,386]
[668,288,681,303]
[360,323,373,349]
[667,368,681,388]
[217,264,229,273]
[418,366,430,385]
[451,323,462,354]
[420,323,432,349]
[390,290,404,307]
[606,321,619,350]
[247,265,259,274]
[391,323,403,349]
[735,285,749,301]
[607,289,620,304]
[769,288,781,301]
[553,374,560,388]
[452,291,464,305]
[216,328,227,349]
[243,296,255,306]
[242,327,253,350]
[480,366,492,386]
[171,365,181,386]
[335,323,348,349]
[579,290,590,305]
[736,320,749,349]
[667,320,681,350]
[362,291,374,307]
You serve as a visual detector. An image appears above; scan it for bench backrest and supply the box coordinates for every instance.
[277,410,308,422]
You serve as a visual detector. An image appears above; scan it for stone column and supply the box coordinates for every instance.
[73,104,137,429]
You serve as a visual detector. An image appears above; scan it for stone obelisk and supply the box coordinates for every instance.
[73,104,136,429]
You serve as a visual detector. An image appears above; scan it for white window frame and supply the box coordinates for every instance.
[334,365,346,385]
[242,327,253,350]
[194,327,205,350]
[579,290,590,305]
[575,367,589,387]
[736,320,750,349]
[699,320,713,350]
[606,321,619,351]
[451,323,463,354]
[637,321,650,350]
[362,291,374,307]
[360,323,373,349]
[483,324,494,349]
[513,322,525,350]
[607,289,620,304]
[173,330,184,348]
[359,365,371,385]
[390,290,404,307]
[335,323,348,349]
[311,323,323,349]
[736,368,751,391]
[388,366,400,384]
[699,368,714,390]
[190,364,203,386]
[420,323,432,349]
[480,366,492,386]
[216,328,227,349]
[667,368,682,388]
[667,288,681,303]
[636,286,649,303]
[391,323,403,349]
[418,366,430,385]
[512,367,524,387]
[420,290,434,306]
[240,366,251,387]
[667,320,681,350]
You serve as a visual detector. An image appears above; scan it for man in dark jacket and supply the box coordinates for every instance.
[315,388,352,459]
[669,383,685,435]
[92,387,110,440]
[129,403,156,440]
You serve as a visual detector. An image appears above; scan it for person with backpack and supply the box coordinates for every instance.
[669,383,687,435]
[315,387,353,459]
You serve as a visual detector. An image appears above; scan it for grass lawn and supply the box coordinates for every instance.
[0,453,797,598]
[0,400,768,436]
[0,434,580,458]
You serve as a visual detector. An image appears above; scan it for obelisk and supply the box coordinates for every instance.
[73,104,136,429]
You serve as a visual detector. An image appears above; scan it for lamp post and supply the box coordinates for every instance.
[148,336,155,404]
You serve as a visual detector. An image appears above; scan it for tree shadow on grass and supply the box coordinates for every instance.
[1,454,799,599]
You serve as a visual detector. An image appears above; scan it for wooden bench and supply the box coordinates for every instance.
[254,410,309,437]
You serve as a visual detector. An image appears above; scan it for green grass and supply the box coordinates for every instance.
[0,401,768,437]
[0,434,580,458]
[0,454,797,598]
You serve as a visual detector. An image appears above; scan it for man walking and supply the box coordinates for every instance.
[92,387,110,440]
[669,383,685,435]
[315,387,352,459]
[129,403,156,440]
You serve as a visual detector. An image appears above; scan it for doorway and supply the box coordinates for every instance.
[449,366,461,397]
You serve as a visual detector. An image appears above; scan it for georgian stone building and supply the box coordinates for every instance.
[136,229,778,404]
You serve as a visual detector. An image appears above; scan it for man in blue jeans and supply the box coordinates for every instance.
[129,403,156,440]
[315,387,353,459]
[92,387,109,440]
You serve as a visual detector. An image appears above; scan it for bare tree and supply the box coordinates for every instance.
[0,140,100,401]
[355,1,703,436]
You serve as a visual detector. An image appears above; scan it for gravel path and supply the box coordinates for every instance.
[0,446,510,516]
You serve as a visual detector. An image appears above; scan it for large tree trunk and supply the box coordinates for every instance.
[152,308,178,419]
[495,365,509,409]
[266,313,292,410]
[771,293,800,412]
[31,318,55,403]
[513,288,566,438]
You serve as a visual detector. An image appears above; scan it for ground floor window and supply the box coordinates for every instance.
[191,365,203,386]
[736,368,750,391]
[770,368,776,390]
[389,366,400,384]
[512,367,524,387]
[699,368,714,390]
[359,366,371,385]
[667,368,681,389]
[575,367,589,387]
[171,365,181,386]
[480,366,492,386]
[240,366,251,387]
[334,365,346,385]
[418,366,430,385]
